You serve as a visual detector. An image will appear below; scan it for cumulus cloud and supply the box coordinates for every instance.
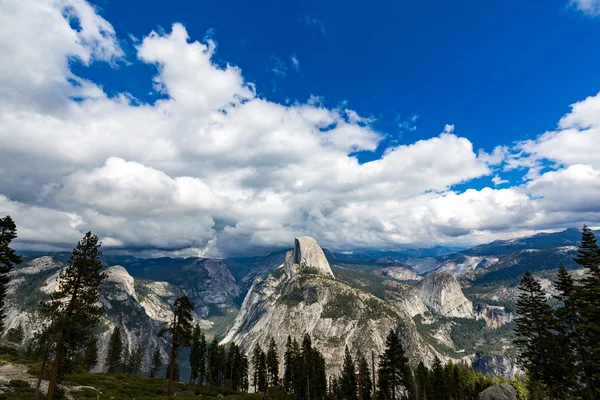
[0,0,599,256]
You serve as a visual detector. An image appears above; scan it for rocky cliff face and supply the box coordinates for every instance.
[222,237,438,375]
[417,272,474,318]
[3,255,242,373]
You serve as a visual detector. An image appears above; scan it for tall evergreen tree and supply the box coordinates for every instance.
[357,351,372,400]
[199,331,207,384]
[252,344,268,392]
[266,337,280,387]
[189,325,203,384]
[377,330,410,400]
[431,357,447,400]
[150,346,162,378]
[122,344,131,374]
[575,225,600,398]
[553,265,583,397]
[283,335,294,393]
[40,232,106,400]
[82,338,98,371]
[340,346,357,400]
[0,216,22,333]
[129,345,143,375]
[414,362,429,400]
[207,338,227,387]
[159,295,195,396]
[514,271,559,398]
[106,326,123,373]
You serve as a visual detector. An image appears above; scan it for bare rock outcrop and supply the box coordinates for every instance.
[293,236,335,278]
[417,272,474,318]
[478,383,517,400]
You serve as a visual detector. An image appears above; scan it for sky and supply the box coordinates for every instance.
[0,0,600,256]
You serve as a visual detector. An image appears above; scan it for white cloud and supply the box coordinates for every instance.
[1,0,600,255]
[290,54,300,71]
[492,175,508,185]
[570,0,600,16]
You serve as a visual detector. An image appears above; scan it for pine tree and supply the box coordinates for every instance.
[574,225,600,399]
[199,331,207,384]
[357,351,372,400]
[130,345,143,375]
[82,338,98,371]
[292,337,304,398]
[239,349,250,392]
[513,271,557,397]
[266,337,280,387]
[105,326,123,373]
[40,232,106,400]
[377,330,410,400]
[313,350,327,400]
[340,346,357,400]
[283,335,294,393]
[150,346,162,378]
[414,362,428,400]
[553,265,582,396]
[431,356,447,400]
[122,344,131,374]
[252,344,268,392]
[160,295,195,396]
[189,325,202,384]
[0,216,22,333]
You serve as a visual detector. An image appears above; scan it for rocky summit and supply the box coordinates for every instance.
[417,272,474,318]
[222,236,438,375]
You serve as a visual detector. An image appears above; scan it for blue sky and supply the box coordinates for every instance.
[1,0,600,255]
[87,0,600,166]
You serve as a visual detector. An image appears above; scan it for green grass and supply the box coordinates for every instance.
[62,373,264,400]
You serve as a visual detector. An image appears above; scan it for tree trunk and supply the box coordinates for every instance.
[167,345,176,396]
[34,347,49,400]
[45,337,64,400]
[167,312,178,396]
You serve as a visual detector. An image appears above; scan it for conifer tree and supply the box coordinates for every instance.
[292,338,304,398]
[41,232,106,400]
[431,357,447,400]
[266,337,280,387]
[313,350,328,400]
[553,265,582,396]
[252,344,268,392]
[82,337,98,371]
[150,346,162,378]
[283,335,294,393]
[122,344,131,374]
[130,345,143,375]
[513,271,557,397]
[189,325,202,384]
[106,326,123,373]
[340,346,357,400]
[160,295,195,396]
[357,351,372,400]
[199,331,207,384]
[414,362,428,400]
[0,216,22,332]
[239,348,250,392]
[377,330,410,400]
[574,225,600,398]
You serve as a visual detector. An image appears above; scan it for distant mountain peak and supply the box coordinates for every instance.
[292,236,335,278]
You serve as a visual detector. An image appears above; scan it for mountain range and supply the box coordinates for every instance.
[4,228,594,380]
